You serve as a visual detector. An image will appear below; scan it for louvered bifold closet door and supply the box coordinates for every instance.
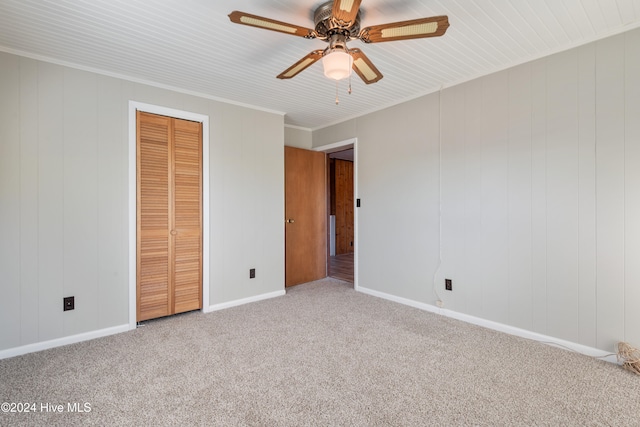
[137,111,202,322]
[172,118,202,314]
[138,112,172,321]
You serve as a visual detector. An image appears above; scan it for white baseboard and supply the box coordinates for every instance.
[0,324,130,360]
[357,286,619,364]
[206,290,286,313]
[1,290,286,360]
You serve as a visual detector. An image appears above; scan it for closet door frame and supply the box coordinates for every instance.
[128,101,210,329]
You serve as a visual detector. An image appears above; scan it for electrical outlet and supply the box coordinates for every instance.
[249,268,256,279]
[445,279,452,291]
[63,296,75,311]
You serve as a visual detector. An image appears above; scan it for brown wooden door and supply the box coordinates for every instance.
[137,111,202,321]
[285,146,327,287]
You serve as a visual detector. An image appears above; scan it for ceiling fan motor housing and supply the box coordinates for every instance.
[314,0,361,38]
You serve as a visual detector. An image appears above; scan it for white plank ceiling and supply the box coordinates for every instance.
[1,0,639,129]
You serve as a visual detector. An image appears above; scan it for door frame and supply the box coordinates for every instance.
[128,101,210,329]
[313,138,358,290]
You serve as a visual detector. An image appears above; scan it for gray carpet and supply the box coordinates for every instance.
[1,278,639,426]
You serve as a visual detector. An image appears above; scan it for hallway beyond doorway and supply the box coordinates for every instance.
[329,253,354,283]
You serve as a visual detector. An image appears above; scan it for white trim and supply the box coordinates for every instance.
[0,325,129,360]
[313,138,356,153]
[207,290,286,313]
[357,286,619,364]
[284,123,312,132]
[358,286,439,314]
[128,101,210,330]
[314,138,359,290]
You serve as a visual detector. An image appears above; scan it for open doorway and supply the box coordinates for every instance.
[314,137,358,288]
[328,149,354,283]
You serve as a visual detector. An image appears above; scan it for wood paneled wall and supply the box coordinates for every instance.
[438,31,640,351]
[334,159,354,254]
[313,28,640,352]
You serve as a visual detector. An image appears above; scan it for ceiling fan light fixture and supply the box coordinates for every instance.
[322,50,352,80]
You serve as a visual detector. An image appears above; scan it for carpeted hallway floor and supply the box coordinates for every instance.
[1,278,639,426]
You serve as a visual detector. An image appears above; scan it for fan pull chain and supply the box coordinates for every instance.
[335,81,340,105]
[348,72,352,95]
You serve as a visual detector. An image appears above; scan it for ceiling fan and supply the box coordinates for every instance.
[229,0,449,85]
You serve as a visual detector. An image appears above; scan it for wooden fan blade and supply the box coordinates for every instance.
[229,11,316,38]
[349,48,383,84]
[331,0,363,28]
[359,16,449,43]
[277,50,324,79]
